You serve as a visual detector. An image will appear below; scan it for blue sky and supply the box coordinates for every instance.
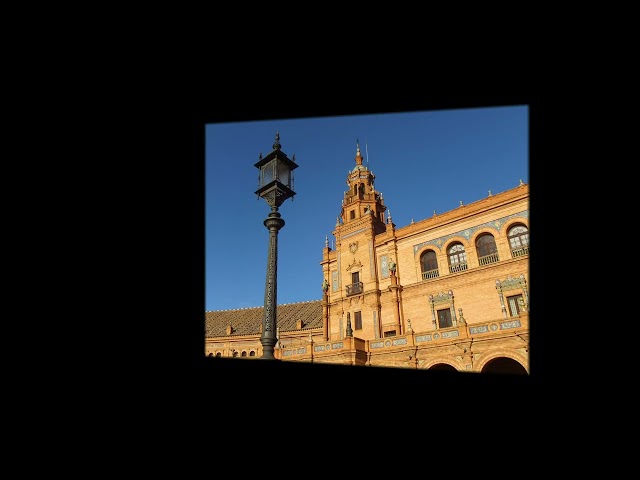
[205,105,528,312]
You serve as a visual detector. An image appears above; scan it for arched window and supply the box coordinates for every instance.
[249,351,256,357]
[241,351,247,357]
[215,352,222,357]
[508,224,529,258]
[420,250,439,280]
[476,233,499,266]
[448,243,468,273]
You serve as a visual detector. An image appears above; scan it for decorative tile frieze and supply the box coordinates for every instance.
[441,330,459,339]
[470,325,489,334]
[413,210,529,255]
[416,334,432,342]
[500,319,521,329]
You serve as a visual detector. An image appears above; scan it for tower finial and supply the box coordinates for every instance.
[355,138,363,165]
[325,235,329,248]
[273,131,281,150]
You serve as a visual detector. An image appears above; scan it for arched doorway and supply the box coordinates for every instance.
[429,363,457,372]
[481,357,527,375]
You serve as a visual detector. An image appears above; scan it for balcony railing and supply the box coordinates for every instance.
[511,246,529,258]
[421,269,440,280]
[449,263,468,274]
[346,282,363,296]
[478,252,500,266]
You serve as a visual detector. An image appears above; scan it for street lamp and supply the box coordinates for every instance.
[254,131,298,359]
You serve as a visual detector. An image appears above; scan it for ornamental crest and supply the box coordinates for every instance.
[497,276,524,291]
[346,259,363,271]
[430,292,453,304]
[349,241,358,253]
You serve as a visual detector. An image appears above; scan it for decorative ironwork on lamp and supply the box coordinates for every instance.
[254,131,297,207]
[254,132,298,359]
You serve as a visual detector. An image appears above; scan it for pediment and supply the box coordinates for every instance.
[346,259,363,271]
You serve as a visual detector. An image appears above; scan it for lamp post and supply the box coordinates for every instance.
[254,132,298,359]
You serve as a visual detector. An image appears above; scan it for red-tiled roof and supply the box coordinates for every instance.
[205,300,323,337]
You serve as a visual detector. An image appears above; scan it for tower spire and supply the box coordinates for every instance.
[355,138,364,166]
[273,131,281,150]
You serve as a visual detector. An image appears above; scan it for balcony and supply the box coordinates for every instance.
[346,282,363,296]
[511,246,529,258]
[421,269,440,280]
[448,263,468,274]
[478,252,500,266]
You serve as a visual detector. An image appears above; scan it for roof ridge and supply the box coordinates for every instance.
[206,298,322,313]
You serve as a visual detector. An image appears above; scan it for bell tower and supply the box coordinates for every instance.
[321,140,395,342]
[338,140,387,231]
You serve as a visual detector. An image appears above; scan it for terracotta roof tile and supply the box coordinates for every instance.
[205,300,323,338]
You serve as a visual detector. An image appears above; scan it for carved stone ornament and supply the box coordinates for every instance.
[431,292,453,304]
[346,259,362,271]
[498,276,524,291]
[349,241,358,253]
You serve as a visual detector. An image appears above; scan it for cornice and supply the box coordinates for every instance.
[394,184,528,242]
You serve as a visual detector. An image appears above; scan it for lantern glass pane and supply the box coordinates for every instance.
[276,160,290,186]
[262,162,274,185]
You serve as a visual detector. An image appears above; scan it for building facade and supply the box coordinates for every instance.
[205,141,529,374]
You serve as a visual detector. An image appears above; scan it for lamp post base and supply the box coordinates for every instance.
[260,338,278,360]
